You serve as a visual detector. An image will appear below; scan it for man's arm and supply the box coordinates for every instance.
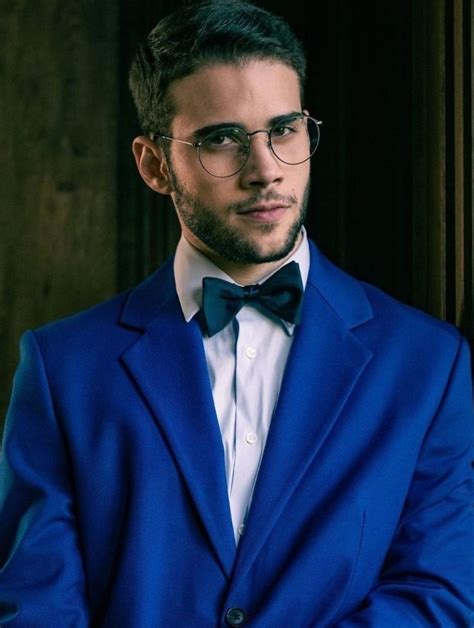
[336,336,473,627]
[0,331,90,626]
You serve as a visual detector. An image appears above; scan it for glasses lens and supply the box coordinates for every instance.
[198,127,249,178]
[270,116,320,165]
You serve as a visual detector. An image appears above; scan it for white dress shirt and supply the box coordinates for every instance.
[174,229,310,543]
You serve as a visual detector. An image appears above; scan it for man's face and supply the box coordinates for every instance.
[165,60,311,268]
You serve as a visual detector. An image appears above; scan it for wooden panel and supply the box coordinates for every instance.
[459,0,473,343]
[332,1,413,303]
[466,0,474,343]
[452,0,465,328]
[411,0,472,343]
[0,2,119,429]
[411,0,447,320]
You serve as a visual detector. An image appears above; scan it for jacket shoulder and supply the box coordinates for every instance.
[308,240,467,358]
[32,289,132,349]
[32,255,176,351]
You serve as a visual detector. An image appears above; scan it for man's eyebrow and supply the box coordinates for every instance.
[192,122,243,141]
[268,111,303,126]
[192,111,303,140]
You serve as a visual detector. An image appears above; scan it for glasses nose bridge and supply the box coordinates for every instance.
[246,128,272,148]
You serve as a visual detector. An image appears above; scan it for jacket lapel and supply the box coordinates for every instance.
[232,243,374,582]
[118,242,375,583]
[119,260,236,578]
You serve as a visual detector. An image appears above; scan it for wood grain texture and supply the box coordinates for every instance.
[411,0,472,343]
[411,0,447,320]
[0,2,119,427]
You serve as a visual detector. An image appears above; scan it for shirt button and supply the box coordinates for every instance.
[238,523,246,536]
[245,346,257,359]
[226,608,247,625]
[245,432,257,445]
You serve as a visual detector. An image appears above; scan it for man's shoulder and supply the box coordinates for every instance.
[359,277,465,358]
[307,240,466,355]
[31,256,176,352]
[30,289,134,359]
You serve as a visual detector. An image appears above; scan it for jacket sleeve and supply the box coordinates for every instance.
[336,335,474,627]
[0,331,90,626]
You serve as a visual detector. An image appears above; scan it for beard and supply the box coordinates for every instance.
[167,166,310,265]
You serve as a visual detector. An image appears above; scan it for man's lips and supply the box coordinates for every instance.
[237,203,291,221]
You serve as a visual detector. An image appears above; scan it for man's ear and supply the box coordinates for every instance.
[132,136,173,194]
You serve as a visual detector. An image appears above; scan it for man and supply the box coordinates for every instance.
[0,1,472,625]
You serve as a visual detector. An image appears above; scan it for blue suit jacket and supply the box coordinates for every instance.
[0,240,473,626]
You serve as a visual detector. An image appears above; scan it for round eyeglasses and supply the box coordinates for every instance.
[151,113,322,178]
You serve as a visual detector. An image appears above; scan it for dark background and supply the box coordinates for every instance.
[1,0,472,432]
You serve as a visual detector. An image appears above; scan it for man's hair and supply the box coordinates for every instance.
[128,0,307,136]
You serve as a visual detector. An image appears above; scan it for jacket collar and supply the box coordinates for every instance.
[120,239,373,333]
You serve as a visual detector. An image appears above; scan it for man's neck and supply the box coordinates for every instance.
[182,232,303,285]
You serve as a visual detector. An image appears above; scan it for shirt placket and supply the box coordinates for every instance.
[230,311,264,542]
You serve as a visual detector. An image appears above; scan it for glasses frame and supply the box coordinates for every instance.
[150,113,322,178]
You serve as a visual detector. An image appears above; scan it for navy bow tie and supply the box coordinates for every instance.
[201,261,304,337]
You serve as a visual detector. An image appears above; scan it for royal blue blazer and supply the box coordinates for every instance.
[0,240,473,626]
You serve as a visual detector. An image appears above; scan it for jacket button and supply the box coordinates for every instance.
[226,607,247,625]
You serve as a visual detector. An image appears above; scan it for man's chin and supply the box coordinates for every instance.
[252,230,303,263]
[223,236,300,265]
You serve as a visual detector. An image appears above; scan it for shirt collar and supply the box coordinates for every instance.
[174,227,310,326]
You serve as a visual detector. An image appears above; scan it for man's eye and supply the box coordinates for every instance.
[272,123,298,138]
[202,129,244,149]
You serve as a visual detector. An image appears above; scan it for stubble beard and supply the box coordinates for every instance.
[168,166,310,265]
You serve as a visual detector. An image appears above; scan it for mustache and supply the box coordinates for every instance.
[228,192,298,213]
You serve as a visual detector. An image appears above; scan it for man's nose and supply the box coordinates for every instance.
[239,132,283,188]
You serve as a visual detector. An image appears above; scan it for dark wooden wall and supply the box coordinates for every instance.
[0,2,119,432]
[1,0,472,433]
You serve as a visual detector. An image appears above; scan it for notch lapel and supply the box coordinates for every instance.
[120,264,236,578]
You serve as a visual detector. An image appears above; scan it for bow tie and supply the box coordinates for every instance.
[201,261,304,337]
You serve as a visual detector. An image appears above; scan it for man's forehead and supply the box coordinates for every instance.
[168,59,302,131]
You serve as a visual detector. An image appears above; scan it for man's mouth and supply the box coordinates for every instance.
[237,202,291,222]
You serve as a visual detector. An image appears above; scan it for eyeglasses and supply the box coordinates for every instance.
[151,113,322,178]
